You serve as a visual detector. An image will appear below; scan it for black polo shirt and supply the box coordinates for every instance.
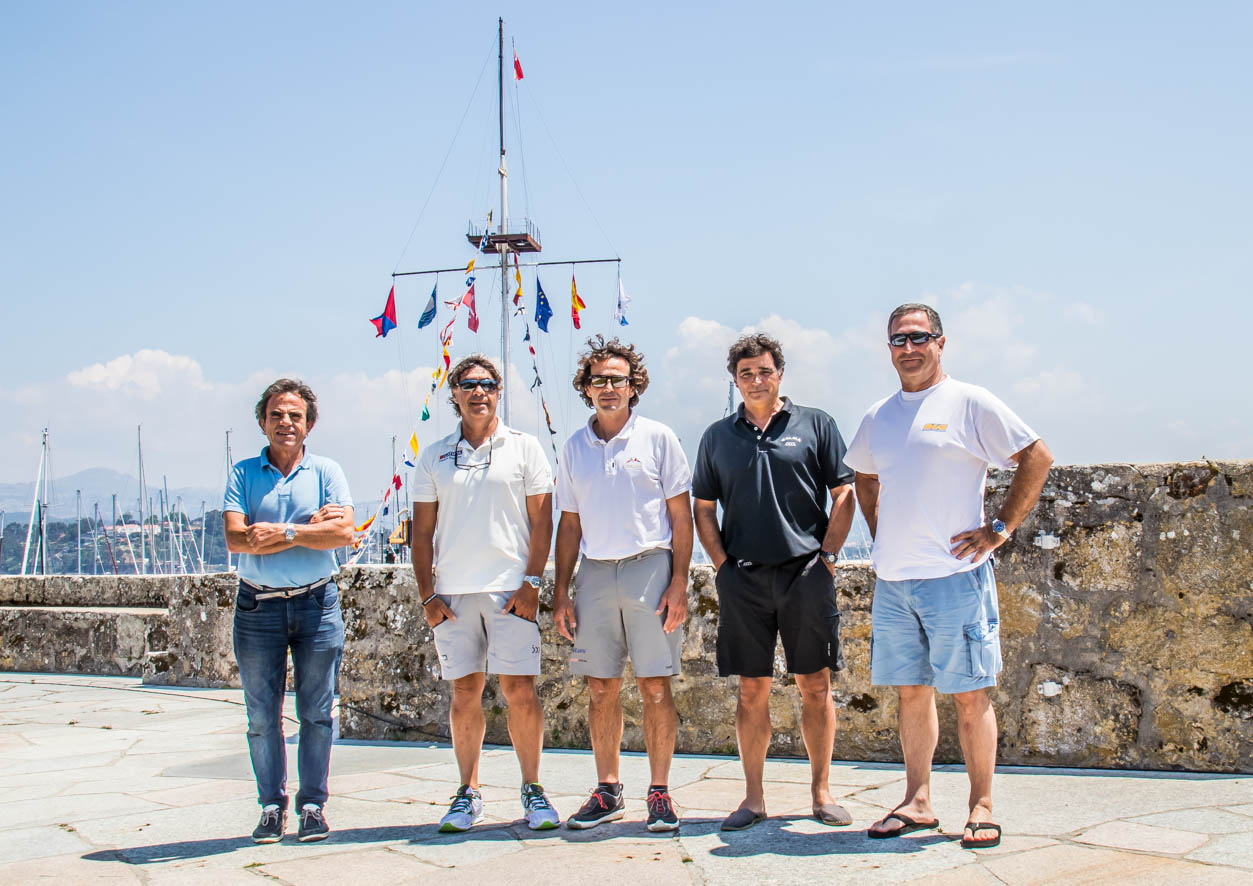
[692,398,853,565]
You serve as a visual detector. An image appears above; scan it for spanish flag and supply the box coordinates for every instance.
[571,272,586,329]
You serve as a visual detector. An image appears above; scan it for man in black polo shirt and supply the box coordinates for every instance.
[692,333,856,832]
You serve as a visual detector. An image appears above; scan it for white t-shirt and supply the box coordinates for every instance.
[555,412,692,560]
[412,421,554,595]
[844,377,1038,581]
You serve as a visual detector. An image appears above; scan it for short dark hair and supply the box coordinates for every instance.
[887,303,943,336]
[255,378,318,426]
[572,335,649,408]
[726,333,785,376]
[447,354,502,416]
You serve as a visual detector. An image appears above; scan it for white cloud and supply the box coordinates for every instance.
[67,349,209,399]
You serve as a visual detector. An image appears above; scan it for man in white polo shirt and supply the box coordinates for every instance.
[552,336,692,832]
[844,304,1052,850]
[411,354,560,834]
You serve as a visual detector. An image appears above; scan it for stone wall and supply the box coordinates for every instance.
[1,460,1250,772]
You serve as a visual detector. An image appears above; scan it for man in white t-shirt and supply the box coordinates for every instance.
[552,336,692,832]
[411,355,560,834]
[844,304,1053,850]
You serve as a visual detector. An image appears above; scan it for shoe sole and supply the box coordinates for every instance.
[566,808,625,829]
[252,835,283,844]
[528,818,560,830]
[298,832,329,842]
[647,820,680,832]
[439,815,484,833]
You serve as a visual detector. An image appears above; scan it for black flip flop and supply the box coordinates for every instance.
[960,821,1002,849]
[867,811,940,839]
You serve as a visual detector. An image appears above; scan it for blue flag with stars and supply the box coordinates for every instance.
[534,278,553,332]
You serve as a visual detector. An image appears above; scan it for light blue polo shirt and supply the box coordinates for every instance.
[223,446,353,588]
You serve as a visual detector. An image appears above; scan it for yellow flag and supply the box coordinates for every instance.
[466,259,476,274]
[408,432,419,457]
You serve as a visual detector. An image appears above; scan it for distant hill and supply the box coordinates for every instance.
[0,467,220,521]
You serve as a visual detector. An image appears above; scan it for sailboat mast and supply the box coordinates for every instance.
[498,16,511,423]
[137,425,146,575]
[20,431,45,575]
[40,431,49,574]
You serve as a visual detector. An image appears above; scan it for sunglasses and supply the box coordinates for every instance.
[888,331,941,347]
[456,378,499,392]
[587,375,631,389]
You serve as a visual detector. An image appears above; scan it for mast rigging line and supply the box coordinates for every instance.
[393,257,620,278]
[391,36,497,275]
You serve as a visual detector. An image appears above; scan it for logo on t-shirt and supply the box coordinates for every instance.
[438,450,458,462]
[623,457,643,468]
[779,435,802,447]
[922,423,948,432]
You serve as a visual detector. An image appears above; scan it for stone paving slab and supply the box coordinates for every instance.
[1,673,1251,885]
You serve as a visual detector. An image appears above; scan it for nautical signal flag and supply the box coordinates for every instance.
[370,287,398,338]
[464,284,479,332]
[514,50,524,81]
[615,278,631,326]
[392,474,402,491]
[535,278,553,332]
[571,272,586,329]
[418,283,437,328]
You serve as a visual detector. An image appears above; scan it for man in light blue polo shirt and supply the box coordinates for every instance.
[223,378,354,844]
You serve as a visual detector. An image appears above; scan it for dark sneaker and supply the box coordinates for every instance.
[439,785,484,833]
[521,782,560,830]
[646,788,680,832]
[297,804,330,842]
[252,805,287,843]
[566,784,625,830]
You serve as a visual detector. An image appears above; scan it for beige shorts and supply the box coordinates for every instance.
[431,591,541,680]
[570,548,682,679]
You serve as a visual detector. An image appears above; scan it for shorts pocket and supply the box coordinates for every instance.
[825,613,845,672]
[964,619,1002,678]
[316,583,340,610]
[235,591,259,612]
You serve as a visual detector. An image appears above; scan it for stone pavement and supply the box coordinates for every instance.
[1,674,1251,885]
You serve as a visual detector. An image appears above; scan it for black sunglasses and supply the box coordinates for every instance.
[456,378,499,392]
[587,375,631,389]
[888,331,941,347]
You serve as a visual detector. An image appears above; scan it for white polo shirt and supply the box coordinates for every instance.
[413,421,554,595]
[844,377,1039,582]
[555,412,692,560]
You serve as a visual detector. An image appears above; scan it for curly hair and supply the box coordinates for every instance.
[446,354,502,416]
[255,378,318,426]
[571,335,649,409]
[726,333,785,376]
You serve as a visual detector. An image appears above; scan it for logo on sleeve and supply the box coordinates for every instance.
[922,423,948,432]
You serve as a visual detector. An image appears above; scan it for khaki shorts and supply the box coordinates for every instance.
[431,591,541,681]
[570,548,682,679]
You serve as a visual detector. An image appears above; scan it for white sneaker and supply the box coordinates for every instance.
[439,785,484,833]
[521,782,560,830]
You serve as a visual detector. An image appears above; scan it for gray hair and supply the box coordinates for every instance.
[887,303,943,336]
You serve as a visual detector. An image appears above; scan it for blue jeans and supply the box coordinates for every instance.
[232,579,345,810]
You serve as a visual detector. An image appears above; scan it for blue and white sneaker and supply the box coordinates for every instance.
[439,785,484,833]
[521,782,560,830]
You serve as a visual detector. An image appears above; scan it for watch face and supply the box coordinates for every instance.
[992,520,1006,533]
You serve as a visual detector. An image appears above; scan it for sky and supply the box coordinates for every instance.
[2,1,1251,508]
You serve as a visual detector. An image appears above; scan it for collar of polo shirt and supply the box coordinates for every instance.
[260,446,312,473]
[736,396,793,431]
[586,410,637,446]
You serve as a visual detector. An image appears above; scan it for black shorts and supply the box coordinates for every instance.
[714,552,844,678]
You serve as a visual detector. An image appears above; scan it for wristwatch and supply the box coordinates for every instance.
[991,519,1011,540]
[523,574,543,589]
[284,523,296,542]
[819,550,838,566]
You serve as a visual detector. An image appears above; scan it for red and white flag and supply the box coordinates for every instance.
[513,49,524,81]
